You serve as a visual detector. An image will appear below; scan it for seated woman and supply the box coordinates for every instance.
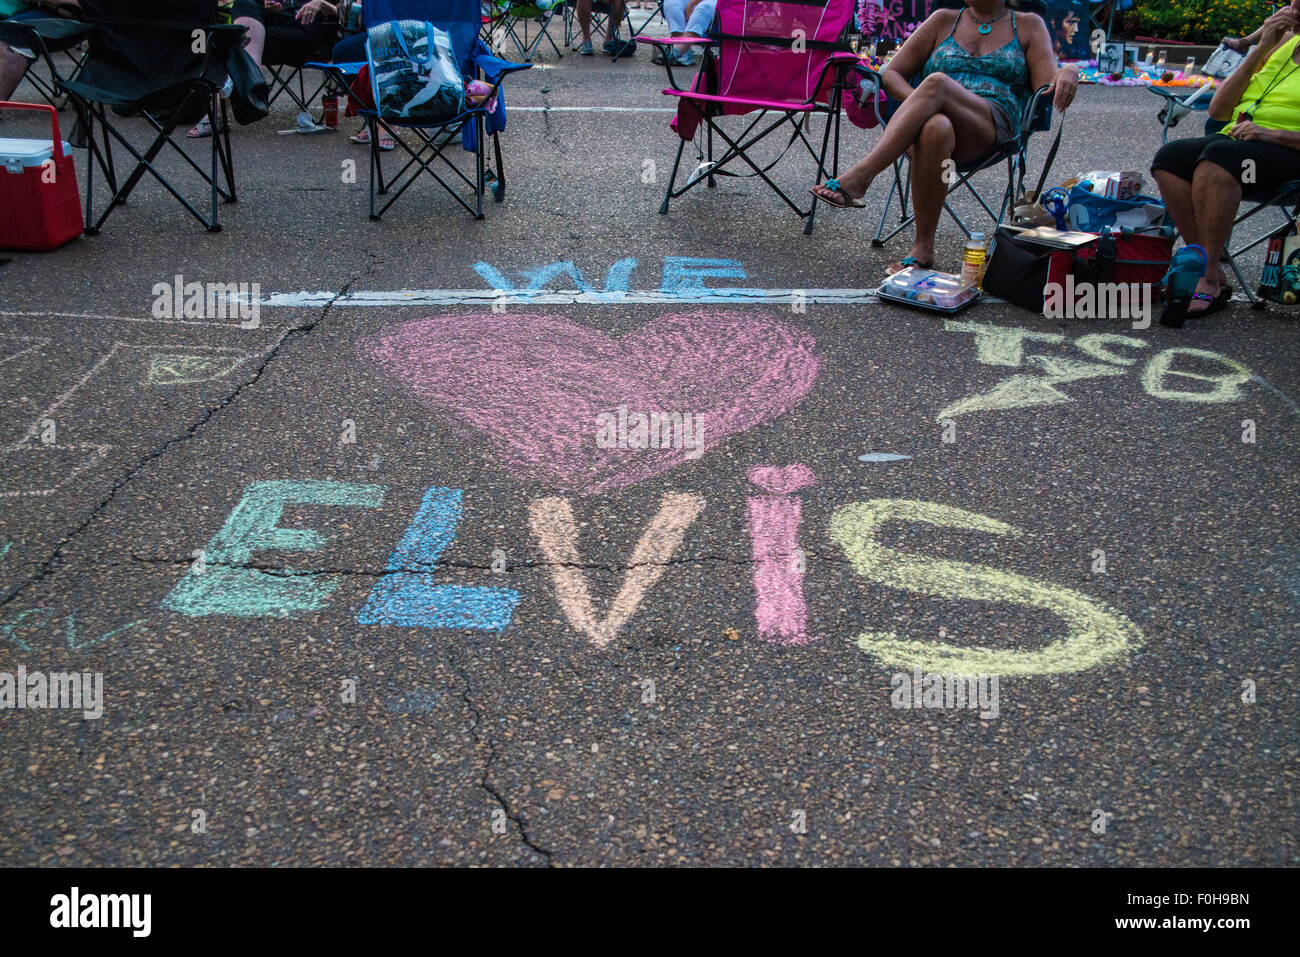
[1151,3,1300,317]
[809,0,1078,273]
[330,1,396,150]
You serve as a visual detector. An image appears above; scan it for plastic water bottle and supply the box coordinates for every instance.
[962,232,988,289]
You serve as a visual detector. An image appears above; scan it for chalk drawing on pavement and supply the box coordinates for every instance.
[358,312,820,494]
[939,322,1264,420]
[1,342,261,499]
[829,499,1144,676]
[162,480,386,619]
[257,256,884,307]
[748,464,819,645]
[529,493,705,647]
[146,353,251,386]
[357,486,520,632]
[0,605,147,653]
[0,334,49,367]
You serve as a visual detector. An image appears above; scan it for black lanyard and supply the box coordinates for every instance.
[1244,52,1300,118]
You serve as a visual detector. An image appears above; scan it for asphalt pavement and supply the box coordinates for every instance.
[0,21,1296,866]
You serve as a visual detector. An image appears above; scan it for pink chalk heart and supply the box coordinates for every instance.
[357,312,820,494]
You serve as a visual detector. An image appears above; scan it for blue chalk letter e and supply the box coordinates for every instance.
[357,487,519,632]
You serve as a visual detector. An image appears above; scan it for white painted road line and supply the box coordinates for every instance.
[255,288,914,307]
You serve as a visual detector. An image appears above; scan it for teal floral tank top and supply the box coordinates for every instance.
[921,9,1032,140]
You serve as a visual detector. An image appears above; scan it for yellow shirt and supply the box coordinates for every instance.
[1231,36,1300,132]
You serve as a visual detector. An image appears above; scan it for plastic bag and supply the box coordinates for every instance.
[1066,186,1166,233]
[367,19,465,125]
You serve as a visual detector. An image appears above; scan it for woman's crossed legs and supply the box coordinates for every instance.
[810,72,999,269]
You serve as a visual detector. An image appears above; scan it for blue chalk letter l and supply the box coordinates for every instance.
[357,487,519,632]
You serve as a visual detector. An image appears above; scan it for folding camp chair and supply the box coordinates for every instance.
[482,0,566,60]
[0,12,90,111]
[1222,179,1300,310]
[870,80,1056,247]
[639,0,857,235]
[56,0,244,233]
[1148,84,1216,144]
[563,0,636,59]
[316,0,530,221]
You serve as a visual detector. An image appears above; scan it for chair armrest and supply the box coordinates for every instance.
[469,50,533,82]
[636,36,717,46]
[0,16,90,61]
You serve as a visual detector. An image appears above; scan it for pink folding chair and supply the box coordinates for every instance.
[638,0,858,234]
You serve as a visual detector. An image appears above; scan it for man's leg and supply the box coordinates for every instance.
[812,73,996,202]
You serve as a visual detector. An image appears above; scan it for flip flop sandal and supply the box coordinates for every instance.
[186,114,226,138]
[1185,288,1232,318]
[887,255,934,275]
[350,129,396,150]
[810,178,866,209]
[1160,287,1230,327]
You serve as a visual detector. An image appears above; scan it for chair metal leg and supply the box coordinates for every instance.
[208,92,221,232]
[368,116,380,220]
[474,115,485,220]
[492,132,505,202]
[706,122,716,187]
[660,137,687,214]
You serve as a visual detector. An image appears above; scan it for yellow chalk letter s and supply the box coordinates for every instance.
[828,499,1143,676]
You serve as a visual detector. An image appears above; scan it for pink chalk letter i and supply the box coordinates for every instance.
[747,464,819,645]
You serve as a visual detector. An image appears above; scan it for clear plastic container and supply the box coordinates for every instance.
[880,267,979,311]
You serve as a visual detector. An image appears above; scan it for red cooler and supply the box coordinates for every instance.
[0,101,83,252]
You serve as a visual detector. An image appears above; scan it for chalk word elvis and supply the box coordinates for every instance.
[161,470,1145,678]
[595,405,705,459]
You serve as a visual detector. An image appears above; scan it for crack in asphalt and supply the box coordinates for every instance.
[0,252,386,613]
[446,651,555,866]
[119,552,840,575]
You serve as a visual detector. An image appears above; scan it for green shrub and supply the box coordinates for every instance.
[1122,0,1275,44]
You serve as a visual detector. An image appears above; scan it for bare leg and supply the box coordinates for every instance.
[1187,161,1243,310]
[0,42,29,101]
[234,15,267,68]
[1154,168,1231,287]
[578,0,593,43]
[1153,169,1198,245]
[895,114,956,269]
[609,0,626,34]
[811,72,997,202]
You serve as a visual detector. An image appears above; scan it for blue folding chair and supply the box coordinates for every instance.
[308,0,530,220]
[1148,84,1216,144]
